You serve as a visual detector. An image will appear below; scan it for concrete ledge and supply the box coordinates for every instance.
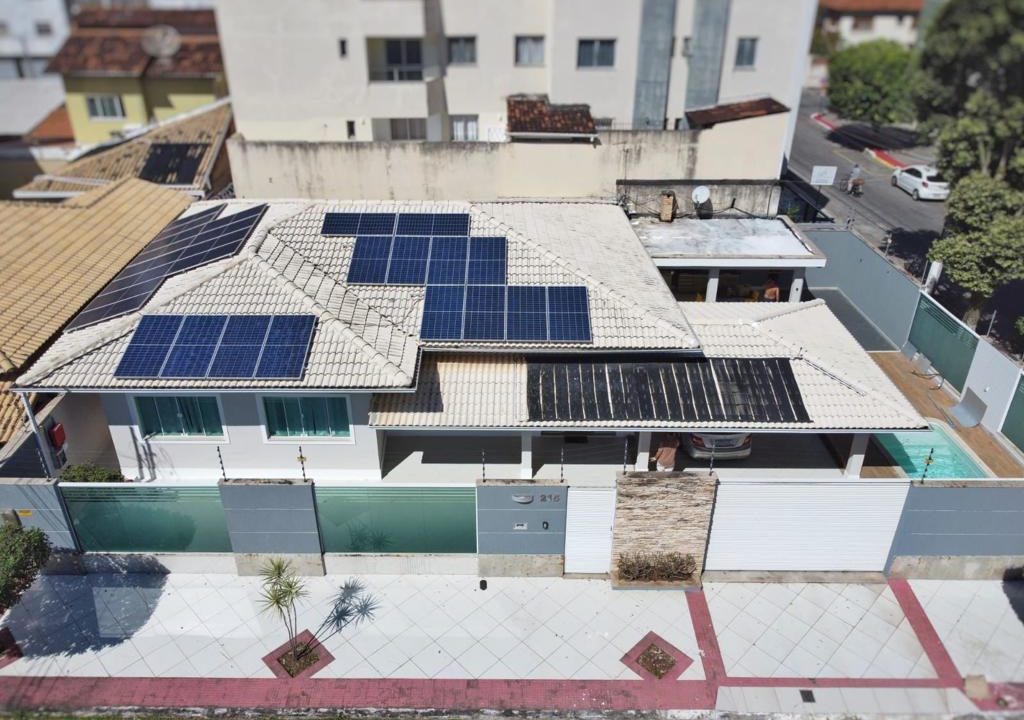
[324,554,478,575]
[701,570,889,584]
[478,554,563,577]
[235,553,325,576]
[78,553,236,574]
[888,555,1024,580]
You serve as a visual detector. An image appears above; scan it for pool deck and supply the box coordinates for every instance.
[869,352,1024,479]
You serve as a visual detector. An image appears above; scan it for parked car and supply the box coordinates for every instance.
[682,432,752,460]
[890,165,950,201]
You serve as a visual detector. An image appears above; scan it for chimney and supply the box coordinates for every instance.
[659,191,676,222]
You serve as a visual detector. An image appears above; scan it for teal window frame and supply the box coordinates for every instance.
[135,396,224,438]
[262,396,352,439]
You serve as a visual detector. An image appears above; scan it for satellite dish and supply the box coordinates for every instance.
[691,185,711,205]
[141,25,181,60]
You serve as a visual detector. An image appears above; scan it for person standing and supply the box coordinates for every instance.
[654,434,680,471]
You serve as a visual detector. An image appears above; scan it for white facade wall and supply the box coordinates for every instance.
[98,392,383,484]
[0,0,70,77]
[827,13,918,48]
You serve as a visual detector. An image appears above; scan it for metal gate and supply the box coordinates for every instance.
[563,486,615,574]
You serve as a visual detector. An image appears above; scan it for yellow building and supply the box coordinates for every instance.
[47,8,226,145]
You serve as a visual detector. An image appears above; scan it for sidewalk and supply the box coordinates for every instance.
[1,572,1022,713]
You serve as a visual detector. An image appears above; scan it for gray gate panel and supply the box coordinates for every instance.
[477,483,566,555]
[219,480,320,555]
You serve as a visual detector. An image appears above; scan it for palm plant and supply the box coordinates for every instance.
[259,558,308,660]
[310,578,379,646]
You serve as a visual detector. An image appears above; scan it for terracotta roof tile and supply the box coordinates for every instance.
[507,95,596,136]
[47,34,149,75]
[685,97,789,128]
[73,8,217,34]
[24,104,73,145]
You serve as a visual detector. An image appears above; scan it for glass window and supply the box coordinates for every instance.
[852,15,874,31]
[682,36,692,57]
[594,117,613,130]
[339,38,347,57]
[136,396,223,438]
[86,94,125,119]
[35,21,53,36]
[381,38,423,80]
[447,36,476,64]
[451,114,478,141]
[735,37,758,68]
[389,117,427,140]
[263,396,351,438]
[514,35,544,66]
[578,39,615,67]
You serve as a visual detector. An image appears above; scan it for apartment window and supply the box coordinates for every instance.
[447,36,476,64]
[514,35,544,66]
[346,120,356,139]
[136,396,223,438]
[735,37,758,68]
[383,38,423,80]
[852,15,874,31]
[390,117,427,140]
[577,39,615,67]
[263,397,351,438]
[682,36,692,57]
[339,38,347,57]
[35,21,53,36]
[594,117,613,130]
[86,94,125,119]
[451,114,478,141]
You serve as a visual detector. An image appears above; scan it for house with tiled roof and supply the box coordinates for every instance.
[14,198,929,576]
[48,8,226,145]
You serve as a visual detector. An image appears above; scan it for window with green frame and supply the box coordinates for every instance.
[263,396,351,438]
[135,396,223,438]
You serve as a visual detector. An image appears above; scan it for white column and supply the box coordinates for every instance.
[924,261,943,294]
[636,432,652,471]
[705,269,720,302]
[789,268,805,303]
[520,431,533,479]
[844,433,869,478]
[18,391,57,477]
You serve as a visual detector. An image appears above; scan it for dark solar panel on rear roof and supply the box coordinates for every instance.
[467,236,506,285]
[431,213,470,235]
[395,213,435,235]
[507,286,548,341]
[547,286,591,342]
[426,236,469,284]
[138,142,209,185]
[357,213,397,235]
[321,212,361,236]
[463,285,506,340]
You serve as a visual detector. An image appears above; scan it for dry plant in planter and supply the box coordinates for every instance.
[617,551,696,582]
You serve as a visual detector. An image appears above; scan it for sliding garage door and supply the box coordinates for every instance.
[563,486,616,574]
[705,479,909,572]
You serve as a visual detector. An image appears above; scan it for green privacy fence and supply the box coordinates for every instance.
[1002,377,1024,454]
[60,485,232,553]
[315,486,476,554]
[908,295,978,391]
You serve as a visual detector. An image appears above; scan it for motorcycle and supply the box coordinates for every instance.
[846,177,865,198]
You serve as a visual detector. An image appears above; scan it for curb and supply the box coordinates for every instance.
[809,112,908,170]
[810,112,838,131]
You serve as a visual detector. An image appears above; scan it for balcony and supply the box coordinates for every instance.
[367,38,424,83]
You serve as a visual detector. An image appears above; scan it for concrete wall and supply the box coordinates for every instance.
[0,478,76,550]
[618,179,781,217]
[228,114,786,200]
[887,483,1024,578]
[476,479,566,576]
[0,0,70,67]
[98,392,382,483]
[50,393,119,470]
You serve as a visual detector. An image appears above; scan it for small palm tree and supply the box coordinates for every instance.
[259,558,308,660]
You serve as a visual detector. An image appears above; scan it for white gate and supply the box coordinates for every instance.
[563,486,616,574]
[704,479,909,572]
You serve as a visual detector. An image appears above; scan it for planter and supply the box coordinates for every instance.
[620,630,693,682]
[261,629,334,679]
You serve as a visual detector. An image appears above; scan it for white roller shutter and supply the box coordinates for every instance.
[564,486,616,574]
[705,479,909,572]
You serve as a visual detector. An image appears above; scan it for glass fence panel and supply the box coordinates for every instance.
[908,295,978,391]
[61,485,231,553]
[316,486,476,553]
[1001,376,1024,454]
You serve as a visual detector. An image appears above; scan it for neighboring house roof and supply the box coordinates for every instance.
[15,101,232,198]
[17,200,701,392]
[685,98,789,129]
[370,301,926,431]
[24,104,74,145]
[0,77,65,137]
[47,9,222,78]
[819,0,922,12]
[507,95,597,137]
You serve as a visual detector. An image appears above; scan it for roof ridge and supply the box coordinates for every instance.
[752,298,826,321]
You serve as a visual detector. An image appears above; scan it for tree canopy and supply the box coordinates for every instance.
[828,40,913,127]
[0,524,51,614]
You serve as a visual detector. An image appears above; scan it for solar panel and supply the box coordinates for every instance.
[66,203,268,331]
[547,286,592,342]
[467,236,506,284]
[432,213,470,235]
[347,236,392,284]
[426,236,469,284]
[138,142,208,185]
[386,236,430,284]
[255,315,316,378]
[113,314,184,377]
[420,286,465,340]
[357,213,397,235]
[395,213,435,235]
[321,212,361,236]
[463,285,505,340]
[507,286,548,341]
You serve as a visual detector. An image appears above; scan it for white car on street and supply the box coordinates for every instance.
[891,165,950,201]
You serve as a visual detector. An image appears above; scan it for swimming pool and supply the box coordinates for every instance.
[874,421,990,479]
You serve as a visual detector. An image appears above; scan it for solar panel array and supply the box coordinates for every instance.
[138,142,209,185]
[324,211,592,344]
[114,314,316,380]
[67,204,269,331]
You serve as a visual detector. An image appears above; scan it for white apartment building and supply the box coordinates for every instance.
[0,0,71,77]
[216,0,815,152]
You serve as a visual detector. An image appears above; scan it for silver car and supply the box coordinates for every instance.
[683,432,752,460]
[891,165,950,201]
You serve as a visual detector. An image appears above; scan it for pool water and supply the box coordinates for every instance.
[874,422,988,479]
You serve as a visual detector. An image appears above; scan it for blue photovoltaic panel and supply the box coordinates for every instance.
[507,286,548,341]
[357,213,397,235]
[208,314,270,378]
[467,236,506,284]
[432,213,470,235]
[219,315,271,345]
[463,285,505,340]
[547,286,592,342]
[169,204,268,273]
[426,236,469,285]
[386,236,430,285]
[321,212,361,236]
[255,315,316,378]
[420,285,465,340]
[264,314,316,345]
[347,236,392,284]
[129,314,185,345]
[395,213,435,236]
[175,315,227,344]
[161,344,216,377]
[113,314,184,377]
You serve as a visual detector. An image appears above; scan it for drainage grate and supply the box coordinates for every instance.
[800,689,816,703]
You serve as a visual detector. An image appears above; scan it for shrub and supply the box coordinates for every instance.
[59,463,124,483]
[617,551,696,582]
[0,524,51,613]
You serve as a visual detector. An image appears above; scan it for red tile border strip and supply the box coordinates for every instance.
[685,589,726,683]
[888,579,962,687]
[620,630,694,682]
[973,682,1024,712]
[261,629,335,679]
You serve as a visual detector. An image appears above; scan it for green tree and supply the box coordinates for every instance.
[0,524,51,613]
[828,40,913,128]
[59,463,124,483]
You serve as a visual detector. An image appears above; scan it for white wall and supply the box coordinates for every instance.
[828,13,918,48]
[99,392,383,483]
[0,0,70,72]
